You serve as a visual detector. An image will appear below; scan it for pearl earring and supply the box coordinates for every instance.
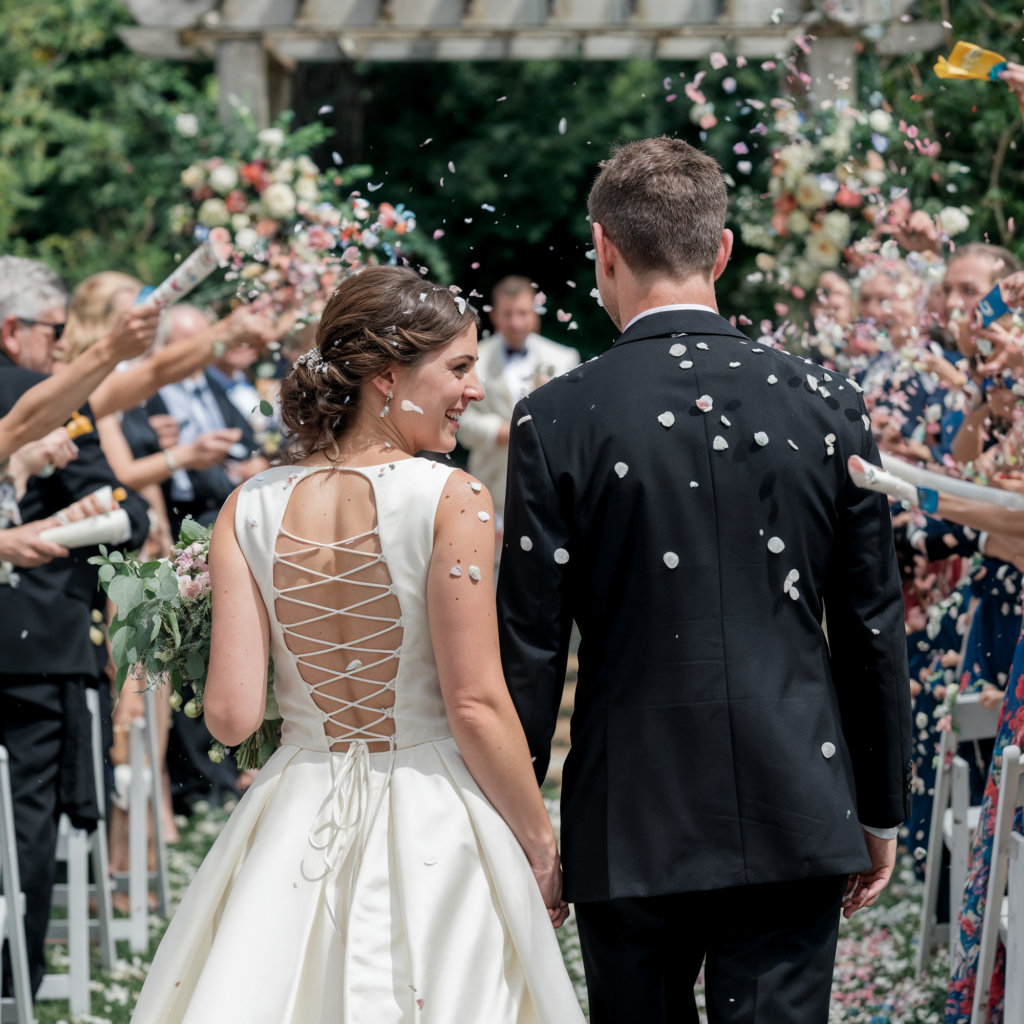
[380,389,393,418]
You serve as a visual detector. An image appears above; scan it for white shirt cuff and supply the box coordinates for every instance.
[862,824,899,840]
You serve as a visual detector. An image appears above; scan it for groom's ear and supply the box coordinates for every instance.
[712,229,734,282]
[592,223,617,280]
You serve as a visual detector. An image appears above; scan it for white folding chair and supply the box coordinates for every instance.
[971,744,1024,1024]
[1002,832,1024,1023]
[917,692,1000,975]
[0,747,33,1024]
[47,688,116,969]
[35,815,91,1015]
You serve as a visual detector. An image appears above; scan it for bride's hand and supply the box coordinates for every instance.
[530,853,570,928]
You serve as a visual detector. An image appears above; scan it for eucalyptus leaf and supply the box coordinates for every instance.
[108,549,124,564]
[157,569,179,602]
[178,517,206,544]
[259,399,273,417]
[140,561,160,578]
[106,577,142,614]
[185,649,205,680]
[98,564,115,584]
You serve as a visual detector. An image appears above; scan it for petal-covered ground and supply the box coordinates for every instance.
[35,806,948,1024]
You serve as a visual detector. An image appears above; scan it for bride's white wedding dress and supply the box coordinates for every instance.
[132,458,583,1024]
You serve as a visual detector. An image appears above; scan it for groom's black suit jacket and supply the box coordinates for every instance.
[496,309,912,904]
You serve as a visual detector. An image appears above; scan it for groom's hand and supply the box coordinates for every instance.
[530,855,570,928]
[842,832,897,918]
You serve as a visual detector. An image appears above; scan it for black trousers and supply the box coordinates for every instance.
[574,875,846,1024]
[0,676,64,995]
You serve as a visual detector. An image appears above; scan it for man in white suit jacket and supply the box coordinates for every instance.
[459,276,580,516]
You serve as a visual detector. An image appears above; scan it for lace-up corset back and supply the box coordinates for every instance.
[234,458,456,753]
[274,469,399,752]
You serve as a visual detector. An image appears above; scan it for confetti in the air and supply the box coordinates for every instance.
[554,548,570,564]
[558,117,568,134]
[318,104,334,115]
[663,552,680,569]
[614,462,629,478]
[520,536,533,551]
[768,537,785,554]
[332,151,343,165]
[658,411,676,428]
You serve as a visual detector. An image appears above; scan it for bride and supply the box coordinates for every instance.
[131,266,584,1023]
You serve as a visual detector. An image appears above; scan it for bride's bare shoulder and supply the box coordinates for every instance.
[434,468,494,538]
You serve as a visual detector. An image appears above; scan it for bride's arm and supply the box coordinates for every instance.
[427,470,567,927]
[204,488,271,746]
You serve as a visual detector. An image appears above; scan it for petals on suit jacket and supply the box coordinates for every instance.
[0,353,150,677]
[496,309,912,903]
[458,332,579,511]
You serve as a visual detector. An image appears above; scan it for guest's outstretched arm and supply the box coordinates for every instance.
[495,402,574,785]
[0,306,159,463]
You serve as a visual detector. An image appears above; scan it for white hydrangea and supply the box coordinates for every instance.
[822,210,852,246]
[257,127,286,151]
[938,206,970,236]
[197,198,229,227]
[869,109,893,133]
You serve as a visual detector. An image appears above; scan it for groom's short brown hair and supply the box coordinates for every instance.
[588,137,727,281]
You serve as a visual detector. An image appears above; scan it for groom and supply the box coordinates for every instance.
[496,137,911,1022]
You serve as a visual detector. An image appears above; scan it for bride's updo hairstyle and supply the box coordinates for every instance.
[280,265,479,459]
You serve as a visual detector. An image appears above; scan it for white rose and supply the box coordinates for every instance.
[271,159,295,183]
[805,234,841,268]
[235,227,259,253]
[296,155,319,177]
[795,174,827,212]
[262,182,296,219]
[938,206,970,237]
[822,210,852,246]
[258,127,286,151]
[230,212,251,231]
[180,163,205,188]
[863,168,887,187]
[197,198,230,227]
[209,163,238,195]
[175,112,199,137]
[869,109,893,133]
[754,252,776,272]
[294,176,319,203]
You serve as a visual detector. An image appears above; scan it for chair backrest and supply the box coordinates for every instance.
[953,692,1001,742]
[972,745,1024,1024]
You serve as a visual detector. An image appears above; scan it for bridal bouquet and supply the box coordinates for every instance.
[89,518,281,770]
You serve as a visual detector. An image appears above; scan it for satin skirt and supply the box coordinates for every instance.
[131,738,583,1024]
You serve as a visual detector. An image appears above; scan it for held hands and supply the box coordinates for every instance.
[843,832,896,919]
[529,849,570,929]
[109,305,161,362]
[0,518,69,567]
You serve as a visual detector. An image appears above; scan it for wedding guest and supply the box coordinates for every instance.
[457,276,579,529]
[122,304,270,535]
[0,257,158,463]
[0,256,151,996]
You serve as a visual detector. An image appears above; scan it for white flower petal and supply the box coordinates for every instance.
[468,565,482,581]
[767,536,785,554]
[614,462,629,478]
[554,548,570,565]
[658,411,676,428]
[713,435,729,451]
[689,480,699,488]
[517,414,533,426]
[663,551,680,569]
[696,342,709,350]
[768,374,778,385]
[806,374,818,391]
[754,432,769,446]
[470,482,482,492]
[696,395,714,413]
[520,536,533,551]
[788,439,799,450]
[862,414,871,431]
[669,343,687,357]
[788,586,800,601]
[450,566,463,577]
[680,360,693,369]
[729,361,741,368]
[720,415,731,427]
[477,511,490,522]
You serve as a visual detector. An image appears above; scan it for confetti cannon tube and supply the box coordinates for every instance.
[138,227,233,309]
[848,454,1024,511]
